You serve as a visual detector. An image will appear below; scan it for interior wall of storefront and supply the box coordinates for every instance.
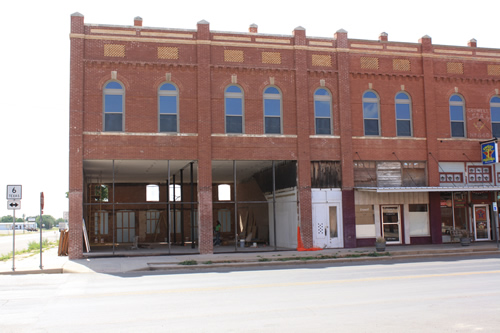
[83,160,199,255]
[212,160,298,252]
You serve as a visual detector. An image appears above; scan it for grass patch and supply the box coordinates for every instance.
[1,239,58,262]
[28,239,50,251]
[178,260,198,266]
[366,251,390,257]
[202,261,213,265]
[260,252,390,263]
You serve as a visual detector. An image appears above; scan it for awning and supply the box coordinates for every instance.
[355,186,500,193]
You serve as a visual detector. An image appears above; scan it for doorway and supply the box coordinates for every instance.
[473,204,491,241]
[381,205,402,244]
[313,203,343,248]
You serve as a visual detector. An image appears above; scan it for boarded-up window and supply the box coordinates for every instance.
[402,162,427,186]
[354,161,376,187]
[355,161,426,187]
[377,162,402,187]
[311,161,341,188]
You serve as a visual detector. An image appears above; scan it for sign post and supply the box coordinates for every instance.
[495,202,500,249]
[40,192,44,270]
[7,185,22,272]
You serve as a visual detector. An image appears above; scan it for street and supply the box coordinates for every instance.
[0,231,60,256]
[0,255,499,332]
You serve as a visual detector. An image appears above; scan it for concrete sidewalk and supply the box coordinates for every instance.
[1,242,498,275]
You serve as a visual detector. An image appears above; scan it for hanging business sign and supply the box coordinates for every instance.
[481,142,499,165]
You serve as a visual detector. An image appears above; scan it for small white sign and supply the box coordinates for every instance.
[493,202,497,212]
[7,185,22,200]
[7,199,21,210]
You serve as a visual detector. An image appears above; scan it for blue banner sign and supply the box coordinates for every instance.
[481,142,499,165]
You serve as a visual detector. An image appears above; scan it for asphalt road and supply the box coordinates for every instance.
[0,231,60,256]
[0,255,499,332]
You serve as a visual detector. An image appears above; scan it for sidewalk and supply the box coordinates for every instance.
[1,242,499,275]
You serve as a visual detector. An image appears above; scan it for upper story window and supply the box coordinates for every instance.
[449,94,466,137]
[158,83,178,132]
[395,92,412,136]
[169,184,181,202]
[146,184,159,202]
[103,81,124,132]
[314,88,332,135]
[263,86,282,134]
[363,91,380,136]
[218,184,231,201]
[225,85,244,134]
[490,96,500,138]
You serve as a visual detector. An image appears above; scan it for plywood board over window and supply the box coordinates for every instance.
[354,161,376,187]
[377,162,401,187]
[311,161,341,188]
[402,162,426,186]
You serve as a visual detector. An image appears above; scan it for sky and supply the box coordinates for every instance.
[0,0,499,220]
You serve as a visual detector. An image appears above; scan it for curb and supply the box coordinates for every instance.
[0,268,63,275]
[1,248,498,275]
[146,249,500,272]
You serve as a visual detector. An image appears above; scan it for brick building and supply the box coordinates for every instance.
[69,13,500,259]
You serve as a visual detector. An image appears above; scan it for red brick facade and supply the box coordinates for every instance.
[69,13,500,258]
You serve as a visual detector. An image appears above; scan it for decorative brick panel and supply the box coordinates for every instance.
[447,62,464,74]
[312,54,332,67]
[158,47,179,60]
[224,50,244,63]
[104,44,125,57]
[393,59,411,71]
[487,65,500,76]
[262,52,281,64]
[361,57,379,70]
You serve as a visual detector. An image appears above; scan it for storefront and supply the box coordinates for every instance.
[440,190,497,242]
[354,189,430,246]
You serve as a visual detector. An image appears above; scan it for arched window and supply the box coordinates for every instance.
[395,92,412,136]
[314,88,332,135]
[491,96,500,138]
[263,86,282,134]
[103,81,124,131]
[158,83,179,132]
[218,184,231,201]
[363,91,380,136]
[449,94,465,137]
[225,85,244,133]
[146,184,159,202]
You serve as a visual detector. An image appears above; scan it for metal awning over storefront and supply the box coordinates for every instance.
[356,186,500,193]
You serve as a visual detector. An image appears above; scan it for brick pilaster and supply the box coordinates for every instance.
[293,27,313,248]
[196,20,214,254]
[420,35,440,187]
[335,29,356,248]
[69,12,85,259]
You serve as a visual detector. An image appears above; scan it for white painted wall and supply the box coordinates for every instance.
[267,188,298,249]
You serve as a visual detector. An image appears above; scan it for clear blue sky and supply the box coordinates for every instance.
[1,0,498,219]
